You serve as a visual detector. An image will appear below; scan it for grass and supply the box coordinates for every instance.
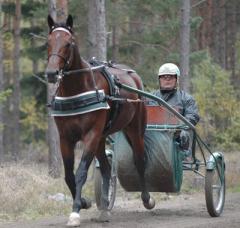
[224,151,240,191]
[181,151,240,194]
[0,162,94,222]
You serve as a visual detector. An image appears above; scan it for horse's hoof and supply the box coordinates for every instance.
[95,210,111,222]
[66,212,80,227]
[143,197,155,210]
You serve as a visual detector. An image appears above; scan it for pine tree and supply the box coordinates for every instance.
[0,1,4,163]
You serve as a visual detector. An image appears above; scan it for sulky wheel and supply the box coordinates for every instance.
[94,156,117,211]
[205,156,225,217]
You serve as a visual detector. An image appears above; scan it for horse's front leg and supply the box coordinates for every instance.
[60,138,76,199]
[67,133,100,227]
[60,138,91,211]
[72,152,94,213]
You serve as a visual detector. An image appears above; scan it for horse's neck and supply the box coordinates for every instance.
[72,47,86,70]
[58,48,94,96]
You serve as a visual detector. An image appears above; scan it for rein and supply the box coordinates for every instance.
[46,26,142,105]
[63,65,105,75]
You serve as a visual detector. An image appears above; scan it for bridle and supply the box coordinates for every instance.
[46,26,105,100]
[47,27,75,81]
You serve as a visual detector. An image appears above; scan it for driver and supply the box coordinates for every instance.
[148,63,200,160]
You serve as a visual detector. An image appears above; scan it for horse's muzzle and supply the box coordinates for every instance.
[45,70,58,83]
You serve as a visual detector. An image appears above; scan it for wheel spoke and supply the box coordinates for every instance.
[205,156,225,217]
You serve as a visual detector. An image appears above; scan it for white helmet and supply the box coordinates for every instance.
[158,63,180,77]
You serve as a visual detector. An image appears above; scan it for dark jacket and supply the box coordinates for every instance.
[148,89,200,126]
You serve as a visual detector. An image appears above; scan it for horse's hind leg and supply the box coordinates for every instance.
[95,138,111,213]
[124,109,155,210]
[124,130,155,210]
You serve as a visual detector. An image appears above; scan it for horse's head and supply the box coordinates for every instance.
[45,15,75,83]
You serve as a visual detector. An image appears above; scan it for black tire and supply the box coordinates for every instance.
[205,158,225,217]
[94,167,117,211]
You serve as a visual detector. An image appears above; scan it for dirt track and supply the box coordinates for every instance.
[1,191,240,228]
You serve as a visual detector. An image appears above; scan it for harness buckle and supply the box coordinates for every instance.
[57,70,64,81]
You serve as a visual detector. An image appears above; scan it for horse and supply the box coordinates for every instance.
[45,15,155,226]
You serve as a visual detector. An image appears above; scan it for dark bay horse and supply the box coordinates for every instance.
[45,15,155,226]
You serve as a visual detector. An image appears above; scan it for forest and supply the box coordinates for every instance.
[0,0,240,176]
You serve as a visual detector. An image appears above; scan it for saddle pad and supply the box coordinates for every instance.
[51,90,110,116]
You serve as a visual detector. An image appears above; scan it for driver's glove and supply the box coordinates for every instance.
[180,130,190,150]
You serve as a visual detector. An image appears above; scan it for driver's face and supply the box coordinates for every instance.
[159,74,177,90]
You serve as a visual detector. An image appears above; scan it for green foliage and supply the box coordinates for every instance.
[192,54,240,151]
[21,73,47,106]
[190,16,203,30]
[2,2,15,15]
[0,89,12,103]
[22,43,47,61]
[21,0,46,19]
[0,89,12,130]
[20,96,47,143]
[105,0,183,88]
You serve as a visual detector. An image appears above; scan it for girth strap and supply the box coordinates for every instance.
[89,59,121,132]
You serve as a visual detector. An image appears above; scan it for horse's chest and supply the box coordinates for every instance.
[55,117,82,140]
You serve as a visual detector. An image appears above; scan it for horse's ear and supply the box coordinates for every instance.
[48,15,55,29]
[66,15,73,29]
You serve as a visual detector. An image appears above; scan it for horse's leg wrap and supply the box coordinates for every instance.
[81,197,92,209]
[61,140,76,200]
[141,191,150,203]
[73,168,87,212]
[73,153,93,212]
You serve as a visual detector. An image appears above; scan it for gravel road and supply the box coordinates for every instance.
[1,191,239,228]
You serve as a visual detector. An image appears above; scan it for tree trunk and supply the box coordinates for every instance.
[31,19,39,75]
[196,1,213,51]
[87,0,107,60]
[110,1,120,62]
[11,0,21,161]
[112,24,119,62]
[225,1,237,87]
[47,0,62,178]
[180,0,190,92]
[57,0,68,20]
[2,9,12,160]
[0,2,4,163]
[218,0,226,69]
